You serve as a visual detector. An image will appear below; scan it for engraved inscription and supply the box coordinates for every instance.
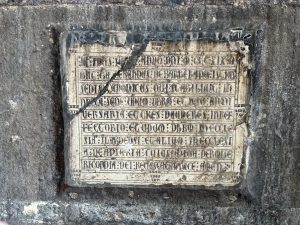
[64,39,250,186]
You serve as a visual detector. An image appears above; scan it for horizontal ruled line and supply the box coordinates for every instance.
[82,134,233,136]
[80,157,233,161]
[81,133,234,135]
[74,51,238,53]
[79,78,236,84]
[77,67,238,70]
[80,148,235,153]
[81,144,233,148]
[80,120,234,123]
[78,181,236,185]
[80,107,234,110]
[78,180,236,184]
[77,66,237,69]
[135,66,236,68]
[80,146,232,149]
[79,171,234,175]
[78,94,236,97]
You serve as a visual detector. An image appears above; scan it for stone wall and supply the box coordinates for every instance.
[0,0,299,224]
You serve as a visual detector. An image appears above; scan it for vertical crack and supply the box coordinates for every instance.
[69,42,148,120]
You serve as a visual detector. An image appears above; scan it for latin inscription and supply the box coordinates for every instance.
[64,39,249,186]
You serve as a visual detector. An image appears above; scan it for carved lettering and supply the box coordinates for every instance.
[64,38,249,187]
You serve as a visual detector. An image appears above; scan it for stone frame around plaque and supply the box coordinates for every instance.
[60,30,253,189]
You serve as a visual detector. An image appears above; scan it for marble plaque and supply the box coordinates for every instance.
[62,33,250,187]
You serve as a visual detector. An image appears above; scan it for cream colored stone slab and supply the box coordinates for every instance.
[64,39,250,187]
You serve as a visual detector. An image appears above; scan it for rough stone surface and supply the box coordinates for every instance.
[0,1,299,224]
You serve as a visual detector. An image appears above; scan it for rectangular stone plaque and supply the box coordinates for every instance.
[62,32,250,187]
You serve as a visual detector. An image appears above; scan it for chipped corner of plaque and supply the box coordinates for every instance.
[229,40,251,69]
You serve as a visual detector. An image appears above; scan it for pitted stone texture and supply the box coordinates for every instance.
[0,201,300,225]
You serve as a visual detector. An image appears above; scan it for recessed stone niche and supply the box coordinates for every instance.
[61,31,250,188]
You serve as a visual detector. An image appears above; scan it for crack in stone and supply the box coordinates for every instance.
[69,42,149,120]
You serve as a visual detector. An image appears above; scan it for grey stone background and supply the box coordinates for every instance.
[0,0,299,224]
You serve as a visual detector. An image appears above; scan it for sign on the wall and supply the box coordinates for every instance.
[62,32,250,187]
